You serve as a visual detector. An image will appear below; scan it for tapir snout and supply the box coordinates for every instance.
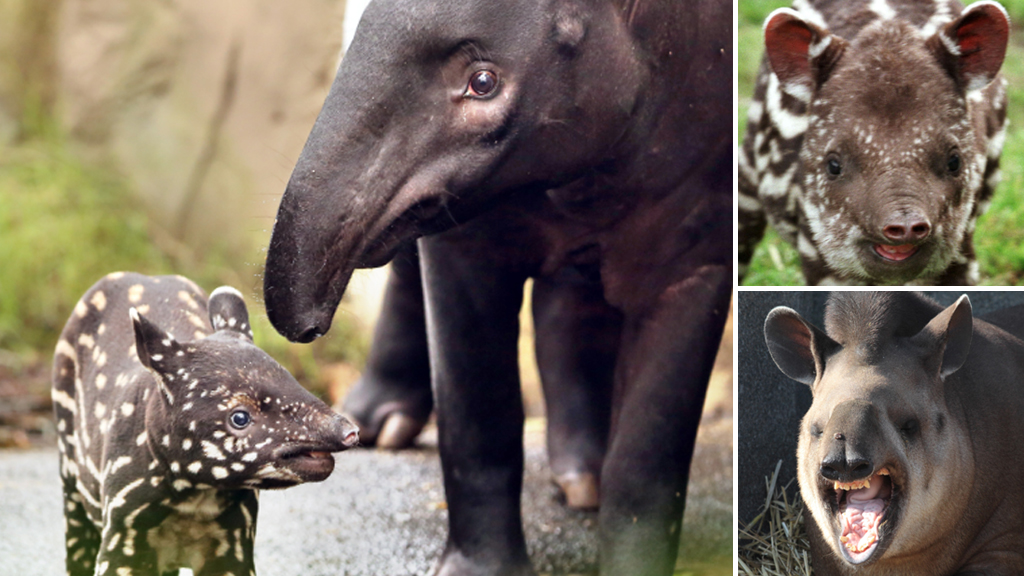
[818,399,886,484]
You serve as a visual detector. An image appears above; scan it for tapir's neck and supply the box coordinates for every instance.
[607,0,732,198]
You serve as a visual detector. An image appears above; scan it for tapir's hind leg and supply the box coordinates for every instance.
[343,246,434,447]
[598,264,731,576]
[532,270,619,510]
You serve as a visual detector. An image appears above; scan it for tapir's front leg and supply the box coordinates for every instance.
[61,483,102,576]
[192,492,259,576]
[598,264,731,575]
[419,234,534,576]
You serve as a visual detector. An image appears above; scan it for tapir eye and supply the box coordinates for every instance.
[826,156,842,178]
[467,70,499,98]
[900,418,919,437]
[947,152,961,175]
[229,410,252,429]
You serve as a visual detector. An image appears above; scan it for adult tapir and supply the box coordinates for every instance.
[263,0,732,573]
[764,292,1024,575]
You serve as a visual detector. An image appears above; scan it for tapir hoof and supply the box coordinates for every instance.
[376,412,426,449]
[555,471,600,510]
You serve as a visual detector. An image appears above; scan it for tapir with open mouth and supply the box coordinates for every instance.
[764,292,1024,575]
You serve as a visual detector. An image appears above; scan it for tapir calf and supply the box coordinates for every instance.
[739,0,1010,285]
[52,272,359,576]
[765,292,1024,575]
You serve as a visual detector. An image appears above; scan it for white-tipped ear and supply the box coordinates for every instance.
[929,1,1009,91]
[763,8,846,102]
[208,286,253,342]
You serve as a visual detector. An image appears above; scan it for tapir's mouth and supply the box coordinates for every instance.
[275,444,339,483]
[873,243,918,262]
[823,467,902,565]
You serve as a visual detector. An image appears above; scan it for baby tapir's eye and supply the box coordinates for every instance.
[826,156,842,178]
[467,70,498,98]
[947,152,961,175]
[230,409,252,429]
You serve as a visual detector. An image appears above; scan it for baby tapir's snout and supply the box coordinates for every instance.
[819,399,885,484]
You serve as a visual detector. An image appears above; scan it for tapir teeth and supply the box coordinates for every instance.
[833,478,872,491]
[877,467,890,475]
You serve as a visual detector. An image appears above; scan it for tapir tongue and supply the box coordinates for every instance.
[839,473,887,554]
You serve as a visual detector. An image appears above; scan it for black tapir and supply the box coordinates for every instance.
[262,0,733,573]
[52,272,359,575]
[764,292,1024,574]
[738,0,1009,285]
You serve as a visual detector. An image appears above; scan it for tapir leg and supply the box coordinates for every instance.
[597,264,730,575]
[343,245,434,447]
[419,234,534,576]
[532,270,619,510]
[61,483,101,576]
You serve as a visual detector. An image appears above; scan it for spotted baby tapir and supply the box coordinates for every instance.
[52,272,359,576]
[739,0,1010,285]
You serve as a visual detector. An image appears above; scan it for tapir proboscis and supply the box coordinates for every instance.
[261,0,733,573]
[765,292,1024,575]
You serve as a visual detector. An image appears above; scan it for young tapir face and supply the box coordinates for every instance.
[132,287,359,490]
[763,2,1008,284]
[765,293,975,567]
[264,0,645,342]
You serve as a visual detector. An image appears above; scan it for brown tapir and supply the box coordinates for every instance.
[764,292,1024,575]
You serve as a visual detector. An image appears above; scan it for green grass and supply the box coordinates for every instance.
[0,128,366,395]
[740,0,1024,286]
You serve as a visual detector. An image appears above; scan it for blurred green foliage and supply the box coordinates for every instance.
[740,0,1024,285]
[0,117,366,394]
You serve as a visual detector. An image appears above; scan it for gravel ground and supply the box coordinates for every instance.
[0,416,731,576]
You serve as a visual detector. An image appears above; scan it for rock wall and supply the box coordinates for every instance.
[53,0,345,260]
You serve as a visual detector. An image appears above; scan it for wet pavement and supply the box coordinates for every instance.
[0,416,731,576]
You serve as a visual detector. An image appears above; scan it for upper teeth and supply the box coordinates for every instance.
[834,478,870,491]
[833,468,890,491]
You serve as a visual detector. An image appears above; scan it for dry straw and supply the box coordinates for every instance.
[738,460,813,576]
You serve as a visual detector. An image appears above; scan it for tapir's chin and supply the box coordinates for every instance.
[821,467,903,566]
[858,238,937,283]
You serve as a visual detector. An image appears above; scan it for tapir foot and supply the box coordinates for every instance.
[376,412,426,448]
[342,376,432,448]
[554,471,600,510]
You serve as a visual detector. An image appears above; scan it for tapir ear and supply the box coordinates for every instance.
[763,8,847,101]
[130,308,183,371]
[929,1,1009,92]
[911,295,973,379]
[208,286,254,342]
[764,306,840,389]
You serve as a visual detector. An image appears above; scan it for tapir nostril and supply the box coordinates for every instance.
[295,326,322,344]
[821,456,873,483]
[882,224,908,242]
[909,221,931,241]
[343,429,360,448]
[883,217,931,243]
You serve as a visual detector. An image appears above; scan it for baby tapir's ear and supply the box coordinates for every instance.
[763,8,847,102]
[130,307,188,404]
[208,286,253,342]
[929,1,1009,92]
